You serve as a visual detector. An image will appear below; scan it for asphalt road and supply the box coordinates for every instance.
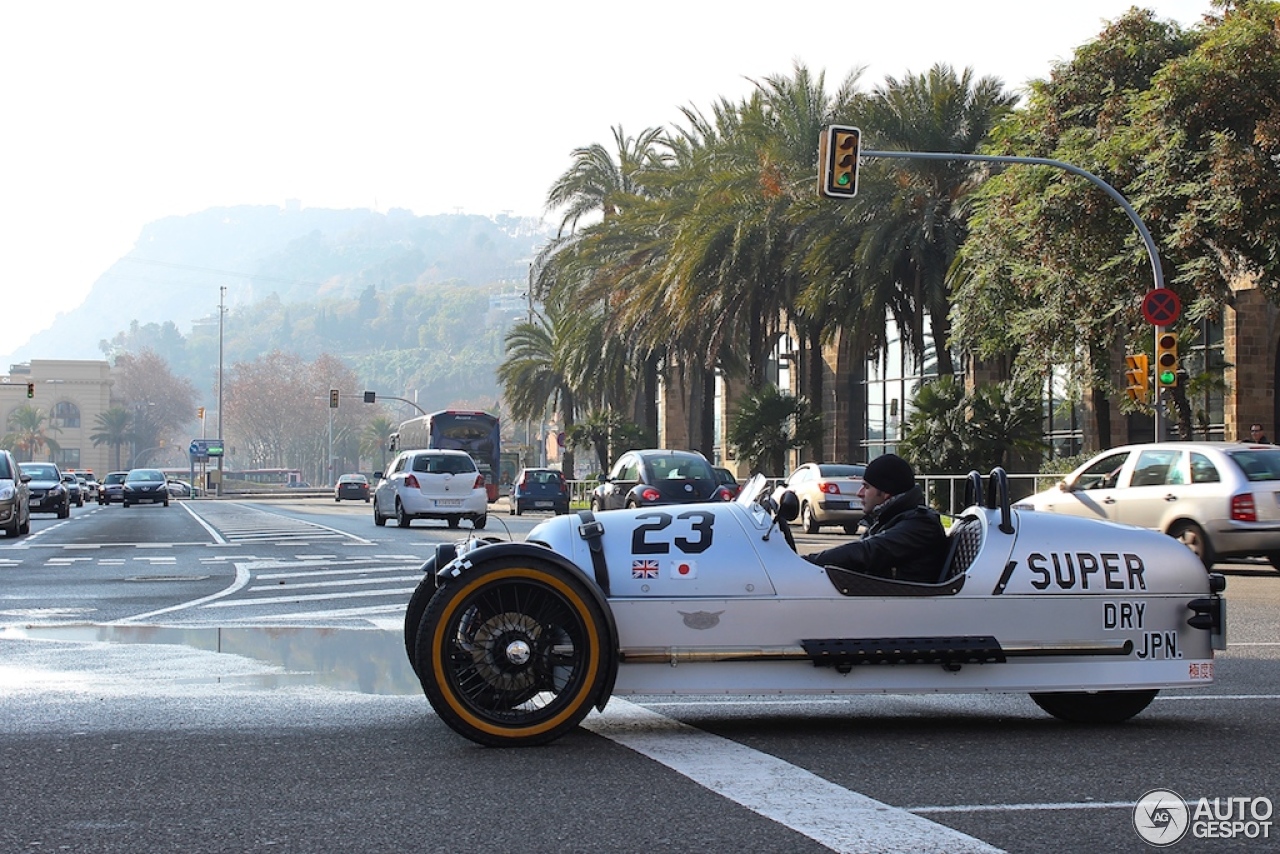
[1,498,1277,853]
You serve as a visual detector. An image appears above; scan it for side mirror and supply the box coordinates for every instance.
[776,489,800,522]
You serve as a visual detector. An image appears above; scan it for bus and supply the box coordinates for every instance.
[390,410,500,501]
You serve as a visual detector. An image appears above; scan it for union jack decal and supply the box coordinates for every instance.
[631,559,660,579]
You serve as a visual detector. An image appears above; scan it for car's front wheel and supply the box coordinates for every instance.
[1030,689,1158,723]
[373,501,386,526]
[415,555,615,746]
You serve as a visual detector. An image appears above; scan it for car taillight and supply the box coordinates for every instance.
[1231,493,1257,522]
[639,486,661,503]
[518,473,528,487]
[820,481,841,495]
[474,474,485,489]
[717,487,733,501]
[405,474,420,489]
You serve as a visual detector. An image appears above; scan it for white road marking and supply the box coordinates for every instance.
[584,699,1002,854]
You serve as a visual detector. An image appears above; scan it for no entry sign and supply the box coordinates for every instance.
[1142,288,1181,326]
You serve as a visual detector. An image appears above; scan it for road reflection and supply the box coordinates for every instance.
[18,624,420,696]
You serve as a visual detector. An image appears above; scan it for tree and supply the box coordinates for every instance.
[361,415,397,474]
[3,405,61,462]
[89,406,134,471]
[728,386,822,476]
[899,376,1045,474]
[497,298,579,478]
[113,348,199,464]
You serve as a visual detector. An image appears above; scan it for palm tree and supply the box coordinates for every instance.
[89,406,134,471]
[361,415,396,474]
[727,386,821,476]
[545,125,667,234]
[498,297,581,477]
[4,405,62,462]
[853,64,1018,377]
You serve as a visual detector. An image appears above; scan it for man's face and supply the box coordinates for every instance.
[1251,425,1265,439]
[858,481,893,515]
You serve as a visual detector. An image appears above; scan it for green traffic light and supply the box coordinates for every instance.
[1159,370,1176,385]
[837,174,851,186]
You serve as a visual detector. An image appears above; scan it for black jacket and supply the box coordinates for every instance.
[803,485,949,583]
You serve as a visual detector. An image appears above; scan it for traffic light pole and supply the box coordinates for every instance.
[859,148,1170,441]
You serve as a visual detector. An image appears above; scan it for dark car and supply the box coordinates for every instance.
[509,467,570,516]
[61,472,84,507]
[122,468,169,507]
[99,471,127,505]
[713,466,742,500]
[18,461,70,518]
[335,473,370,502]
[0,449,32,537]
[590,449,733,511]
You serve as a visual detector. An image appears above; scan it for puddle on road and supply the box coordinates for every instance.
[16,624,423,696]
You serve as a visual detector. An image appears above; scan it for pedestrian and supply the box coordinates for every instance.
[803,454,949,583]
[1248,423,1269,443]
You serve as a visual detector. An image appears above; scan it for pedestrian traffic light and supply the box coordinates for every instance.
[329,389,340,408]
[1156,332,1179,387]
[26,382,34,398]
[819,125,861,198]
[1124,354,1149,404]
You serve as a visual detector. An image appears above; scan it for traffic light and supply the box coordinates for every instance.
[1124,354,1149,404]
[1155,332,1179,388]
[197,406,205,419]
[26,382,34,399]
[819,125,861,198]
[329,389,340,408]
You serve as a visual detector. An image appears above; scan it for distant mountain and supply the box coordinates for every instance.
[10,204,554,364]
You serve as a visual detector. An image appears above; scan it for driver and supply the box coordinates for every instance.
[802,454,948,583]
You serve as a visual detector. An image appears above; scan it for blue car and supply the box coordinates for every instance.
[509,468,570,515]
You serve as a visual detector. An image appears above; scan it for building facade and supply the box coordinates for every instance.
[2,360,114,475]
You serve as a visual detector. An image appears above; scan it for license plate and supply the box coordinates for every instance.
[435,499,462,507]
[534,501,553,508]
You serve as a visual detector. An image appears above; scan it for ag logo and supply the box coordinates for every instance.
[1133,789,1189,846]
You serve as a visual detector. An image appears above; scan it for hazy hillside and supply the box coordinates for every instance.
[12,205,553,365]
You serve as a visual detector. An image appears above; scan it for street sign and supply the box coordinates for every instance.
[1142,288,1181,326]
[189,438,224,458]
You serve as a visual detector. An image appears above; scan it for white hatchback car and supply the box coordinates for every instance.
[1014,441,1280,571]
[373,449,488,530]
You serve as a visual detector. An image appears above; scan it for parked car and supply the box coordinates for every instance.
[335,473,370,502]
[590,449,733,512]
[1014,441,1280,570]
[61,472,84,507]
[372,450,487,529]
[0,449,31,537]
[509,467,570,515]
[122,468,170,507]
[18,461,70,518]
[99,471,127,505]
[713,466,742,500]
[777,462,866,534]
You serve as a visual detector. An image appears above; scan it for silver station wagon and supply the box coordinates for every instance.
[1015,441,1280,571]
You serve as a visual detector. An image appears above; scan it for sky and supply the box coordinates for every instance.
[0,0,1213,367]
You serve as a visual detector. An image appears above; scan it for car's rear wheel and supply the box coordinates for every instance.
[396,500,412,528]
[415,555,615,746]
[447,516,461,529]
[1265,552,1280,573]
[801,503,820,534]
[1168,520,1215,570]
[1030,689,1158,723]
[473,514,487,530]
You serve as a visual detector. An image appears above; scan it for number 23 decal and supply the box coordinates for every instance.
[631,511,715,554]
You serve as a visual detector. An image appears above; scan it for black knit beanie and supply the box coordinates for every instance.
[863,454,914,495]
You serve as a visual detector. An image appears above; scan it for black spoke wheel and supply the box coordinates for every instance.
[1030,689,1158,724]
[415,557,614,747]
